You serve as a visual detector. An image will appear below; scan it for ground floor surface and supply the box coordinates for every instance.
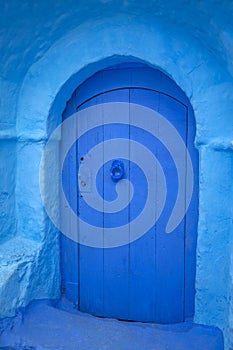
[0,299,223,350]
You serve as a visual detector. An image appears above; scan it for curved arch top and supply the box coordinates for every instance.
[16,15,233,143]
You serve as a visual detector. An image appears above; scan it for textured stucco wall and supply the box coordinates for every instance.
[0,1,233,349]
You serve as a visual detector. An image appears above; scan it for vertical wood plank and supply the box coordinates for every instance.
[77,94,104,316]
[60,96,79,304]
[102,88,130,319]
[155,93,186,322]
[129,88,159,321]
[184,104,199,319]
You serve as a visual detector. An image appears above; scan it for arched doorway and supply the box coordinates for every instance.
[61,63,198,323]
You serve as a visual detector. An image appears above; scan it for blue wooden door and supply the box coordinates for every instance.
[61,64,198,323]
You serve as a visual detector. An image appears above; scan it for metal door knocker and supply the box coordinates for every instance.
[110,160,124,182]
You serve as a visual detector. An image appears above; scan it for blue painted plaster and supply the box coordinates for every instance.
[0,1,233,349]
[0,299,224,350]
[0,140,16,243]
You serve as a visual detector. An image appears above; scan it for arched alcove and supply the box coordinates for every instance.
[12,15,233,348]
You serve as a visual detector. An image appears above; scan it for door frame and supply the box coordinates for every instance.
[60,63,198,322]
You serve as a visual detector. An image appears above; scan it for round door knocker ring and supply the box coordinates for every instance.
[110,160,124,182]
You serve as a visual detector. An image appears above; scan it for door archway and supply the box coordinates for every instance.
[61,63,198,323]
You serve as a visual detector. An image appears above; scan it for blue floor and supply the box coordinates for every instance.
[0,299,223,350]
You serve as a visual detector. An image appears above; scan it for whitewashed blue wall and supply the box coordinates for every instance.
[0,1,233,348]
